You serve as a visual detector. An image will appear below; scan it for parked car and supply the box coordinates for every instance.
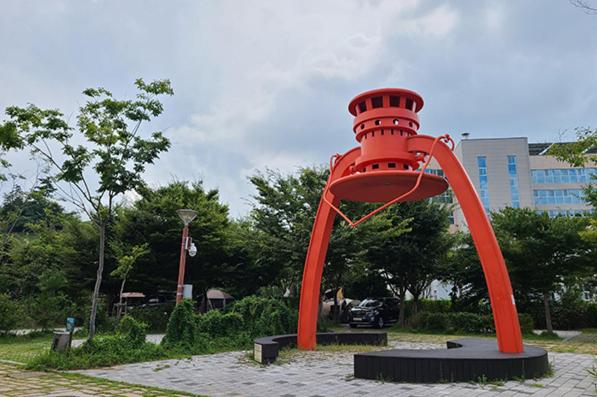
[348,297,399,328]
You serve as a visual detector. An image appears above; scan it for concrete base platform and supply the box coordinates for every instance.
[354,338,549,383]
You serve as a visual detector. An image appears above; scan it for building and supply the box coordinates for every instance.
[429,137,596,230]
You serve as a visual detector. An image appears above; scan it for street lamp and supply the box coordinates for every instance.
[176,209,198,304]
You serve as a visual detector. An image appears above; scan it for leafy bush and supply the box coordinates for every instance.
[116,315,147,347]
[417,312,448,332]
[162,296,297,354]
[162,299,197,348]
[448,312,487,333]
[518,313,535,334]
[0,294,26,333]
[28,315,163,370]
[196,310,243,337]
[403,299,451,318]
[230,295,297,337]
[410,311,534,335]
[128,304,173,332]
[28,335,165,370]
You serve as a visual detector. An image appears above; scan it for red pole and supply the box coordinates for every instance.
[176,224,189,304]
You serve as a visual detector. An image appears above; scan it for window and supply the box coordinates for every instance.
[537,208,593,218]
[425,169,453,221]
[477,156,490,212]
[507,155,520,208]
[531,168,597,184]
[533,189,586,205]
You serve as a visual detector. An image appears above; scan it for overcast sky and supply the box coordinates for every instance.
[1,1,596,216]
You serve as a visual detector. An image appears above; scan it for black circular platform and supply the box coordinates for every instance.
[354,338,549,383]
[253,332,387,364]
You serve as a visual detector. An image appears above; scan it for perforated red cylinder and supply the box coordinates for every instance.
[348,88,424,172]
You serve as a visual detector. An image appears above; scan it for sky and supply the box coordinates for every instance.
[1,0,597,216]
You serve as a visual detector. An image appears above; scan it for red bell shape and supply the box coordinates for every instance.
[329,88,448,203]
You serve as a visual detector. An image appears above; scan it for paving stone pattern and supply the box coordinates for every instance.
[0,362,192,397]
[80,341,597,397]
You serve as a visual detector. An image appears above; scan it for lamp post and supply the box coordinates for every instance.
[176,209,198,304]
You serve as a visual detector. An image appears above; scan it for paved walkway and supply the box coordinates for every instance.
[0,362,194,397]
[80,341,597,397]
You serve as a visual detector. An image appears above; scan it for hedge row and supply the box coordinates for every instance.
[162,296,298,352]
[410,311,534,335]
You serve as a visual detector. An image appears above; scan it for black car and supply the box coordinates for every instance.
[348,297,399,328]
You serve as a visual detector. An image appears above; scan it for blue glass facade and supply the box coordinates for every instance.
[507,155,520,208]
[531,168,597,184]
[477,156,490,212]
[533,189,585,205]
[537,209,594,218]
[425,169,453,223]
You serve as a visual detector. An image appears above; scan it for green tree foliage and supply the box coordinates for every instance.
[114,181,244,302]
[446,208,593,332]
[0,179,63,235]
[365,201,451,326]
[492,208,591,332]
[248,167,376,298]
[0,79,174,340]
[0,294,25,333]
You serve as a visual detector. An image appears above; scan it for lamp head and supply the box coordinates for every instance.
[177,209,198,225]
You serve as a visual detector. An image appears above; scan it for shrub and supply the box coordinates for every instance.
[518,313,534,334]
[116,315,147,348]
[28,334,166,370]
[410,311,534,335]
[448,312,485,333]
[128,304,173,332]
[196,310,243,337]
[417,312,448,332]
[162,299,197,348]
[161,296,297,355]
[231,295,297,337]
[404,299,451,318]
[0,294,26,333]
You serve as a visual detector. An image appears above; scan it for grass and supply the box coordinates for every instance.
[0,333,55,363]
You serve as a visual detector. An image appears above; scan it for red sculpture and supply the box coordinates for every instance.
[297,88,524,353]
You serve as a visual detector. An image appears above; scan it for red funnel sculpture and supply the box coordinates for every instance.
[297,88,524,353]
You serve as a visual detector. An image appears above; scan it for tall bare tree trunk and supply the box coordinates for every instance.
[88,222,106,341]
[398,288,407,327]
[116,278,126,319]
[412,293,420,316]
[543,291,553,333]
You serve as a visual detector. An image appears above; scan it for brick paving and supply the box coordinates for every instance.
[79,341,597,397]
[0,362,195,397]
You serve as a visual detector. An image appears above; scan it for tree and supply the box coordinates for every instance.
[0,79,173,339]
[111,243,149,318]
[365,201,450,326]
[114,181,235,309]
[439,232,488,313]
[248,167,375,303]
[491,207,590,332]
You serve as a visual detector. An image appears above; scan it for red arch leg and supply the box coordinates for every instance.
[408,135,523,353]
[297,148,360,350]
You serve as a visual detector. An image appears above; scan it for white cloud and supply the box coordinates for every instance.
[2,0,597,217]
